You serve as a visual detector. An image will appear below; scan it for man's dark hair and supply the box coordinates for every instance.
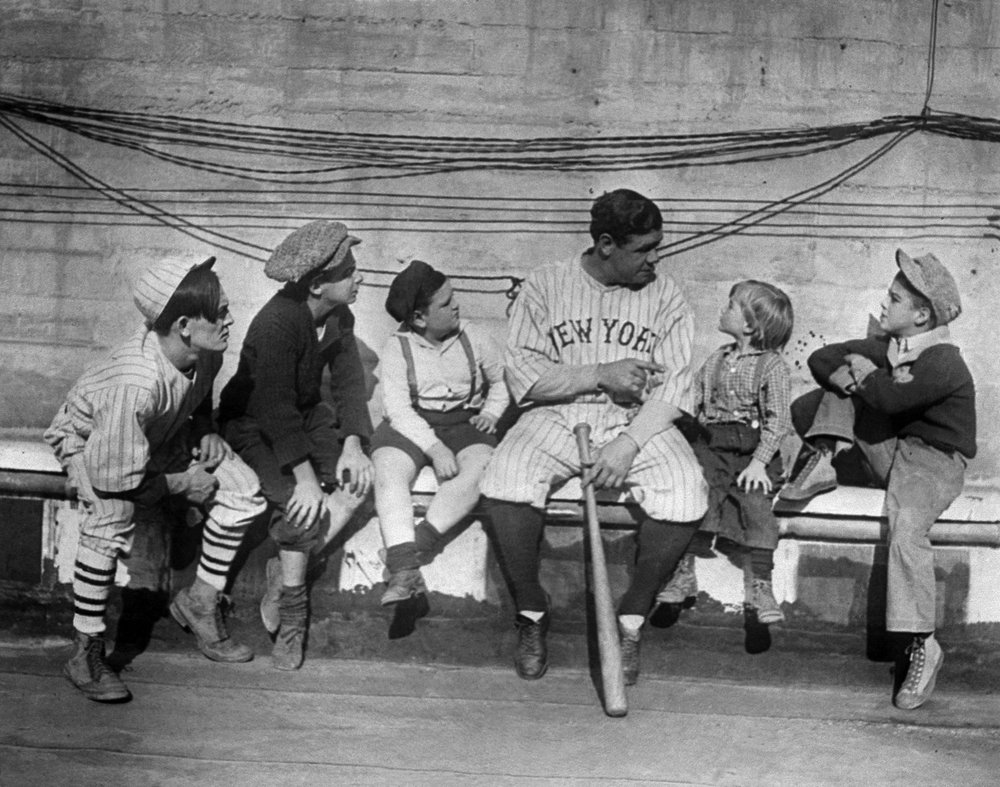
[589,189,663,245]
[152,264,222,333]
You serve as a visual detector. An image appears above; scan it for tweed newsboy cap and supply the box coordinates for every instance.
[895,249,962,325]
[133,255,216,325]
[385,260,445,322]
[264,220,361,283]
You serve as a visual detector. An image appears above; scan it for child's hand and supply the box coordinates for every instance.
[737,459,772,494]
[426,442,459,481]
[470,412,499,434]
[844,353,877,383]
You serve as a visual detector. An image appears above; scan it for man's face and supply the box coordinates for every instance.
[602,229,663,287]
[186,289,233,353]
[880,274,928,337]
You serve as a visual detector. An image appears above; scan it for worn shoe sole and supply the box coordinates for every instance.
[894,651,944,710]
[515,658,549,680]
[62,664,132,703]
[755,608,786,625]
[169,599,254,663]
[777,478,837,502]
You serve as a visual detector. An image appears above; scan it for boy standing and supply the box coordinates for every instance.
[45,256,267,702]
[780,249,974,709]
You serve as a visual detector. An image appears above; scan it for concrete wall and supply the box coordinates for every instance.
[2,0,999,479]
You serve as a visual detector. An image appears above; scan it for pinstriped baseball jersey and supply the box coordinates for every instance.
[506,257,695,418]
[44,326,219,494]
[481,257,707,522]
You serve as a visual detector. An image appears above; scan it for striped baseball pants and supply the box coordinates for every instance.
[64,450,266,635]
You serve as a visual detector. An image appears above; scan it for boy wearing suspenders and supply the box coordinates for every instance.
[371,260,509,636]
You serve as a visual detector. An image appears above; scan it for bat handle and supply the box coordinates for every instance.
[573,422,594,469]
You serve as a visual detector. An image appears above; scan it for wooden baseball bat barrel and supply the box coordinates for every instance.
[573,422,628,718]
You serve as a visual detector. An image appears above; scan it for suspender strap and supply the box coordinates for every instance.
[397,335,419,407]
[397,331,479,409]
[456,330,478,406]
[752,351,780,423]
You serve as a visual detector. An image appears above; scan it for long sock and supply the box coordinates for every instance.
[618,518,700,617]
[72,545,116,636]
[414,519,445,556]
[385,542,420,574]
[484,499,548,612]
[749,548,774,581]
[197,516,249,591]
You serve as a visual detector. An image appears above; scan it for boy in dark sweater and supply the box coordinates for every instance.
[219,221,374,670]
[780,249,975,710]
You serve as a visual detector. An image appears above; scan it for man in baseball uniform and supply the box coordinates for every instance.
[45,256,267,702]
[480,188,708,684]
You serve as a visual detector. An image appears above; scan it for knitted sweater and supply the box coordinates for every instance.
[808,336,976,459]
[218,288,373,469]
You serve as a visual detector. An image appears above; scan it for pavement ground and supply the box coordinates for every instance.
[2,600,1000,786]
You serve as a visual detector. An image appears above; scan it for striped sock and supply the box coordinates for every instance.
[196,517,248,591]
[72,547,116,635]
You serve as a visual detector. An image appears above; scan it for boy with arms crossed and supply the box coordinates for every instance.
[780,249,974,709]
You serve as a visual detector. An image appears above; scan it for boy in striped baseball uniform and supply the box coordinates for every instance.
[45,257,267,702]
[480,188,709,684]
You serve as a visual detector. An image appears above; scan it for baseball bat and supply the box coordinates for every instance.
[573,422,628,718]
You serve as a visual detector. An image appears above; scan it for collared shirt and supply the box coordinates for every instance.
[694,343,792,465]
[887,326,952,369]
[379,321,509,452]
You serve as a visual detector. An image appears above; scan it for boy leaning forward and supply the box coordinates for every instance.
[45,256,267,703]
[780,249,975,710]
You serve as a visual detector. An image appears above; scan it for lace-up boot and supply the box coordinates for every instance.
[894,634,944,710]
[170,584,254,663]
[514,613,549,680]
[748,578,785,624]
[619,623,641,686]
[778,445,837,502]
[64,631,131,702]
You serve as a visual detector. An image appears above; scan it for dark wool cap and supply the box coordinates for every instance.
[385,260,443,322]
[896,249,962,325]
[264,220,361,283]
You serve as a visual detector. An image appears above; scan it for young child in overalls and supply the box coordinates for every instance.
[371,260,509,636]
[652,280,793,631]
[779,250,974,710]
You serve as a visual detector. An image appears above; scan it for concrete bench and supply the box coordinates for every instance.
[3,437,1000,631]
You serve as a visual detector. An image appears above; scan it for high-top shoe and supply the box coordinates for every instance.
[64,631,131,703]
[170,586,254,663]
[514,613,549,680]
[894,634,944,710]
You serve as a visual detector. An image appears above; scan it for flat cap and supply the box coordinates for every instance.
[895,249,962,325]
[265,220,361,283]
[133,255,216,325]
